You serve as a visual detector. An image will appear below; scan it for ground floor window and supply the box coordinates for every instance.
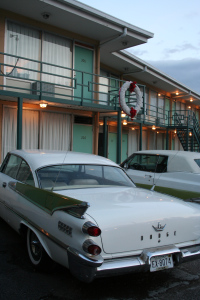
[2,107,71,160]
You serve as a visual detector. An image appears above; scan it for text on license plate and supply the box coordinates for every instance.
[150,254,174,272]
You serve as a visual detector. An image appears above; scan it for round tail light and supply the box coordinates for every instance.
[82,239,102,256]
[88,244,101,255]
[82,221,101,237]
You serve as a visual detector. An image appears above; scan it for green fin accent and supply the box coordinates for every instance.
[136,183,200,200]
[15,182,82,214]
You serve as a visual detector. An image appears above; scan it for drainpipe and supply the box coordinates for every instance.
[100,28,127,48]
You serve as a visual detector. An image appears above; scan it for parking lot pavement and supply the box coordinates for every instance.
[1,216,200,300]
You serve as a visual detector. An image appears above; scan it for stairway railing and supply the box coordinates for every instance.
[173,111,200,151]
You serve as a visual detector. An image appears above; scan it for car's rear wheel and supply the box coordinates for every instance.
[27,228,50,270]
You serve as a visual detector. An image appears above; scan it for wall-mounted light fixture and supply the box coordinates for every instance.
[122,41,128,46]
[190,98,193,102]
[158,93,161,96]
[121,112,126,118]
[188,106,191,109]
[42,12,51,20]
[189,132,192,136]
[176,92,179,95]
[152,125,156,130]
[99,121,104,126]
[174,129,177,134]
[40,101,47,108]
[123,119,127,125]
[131,127,135,130]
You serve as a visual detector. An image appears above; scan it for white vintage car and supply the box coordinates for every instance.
[1,150,200,282]
[121,150,200,199]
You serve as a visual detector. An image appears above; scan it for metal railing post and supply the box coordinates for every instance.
[166,128,169,150]
[103,117,108,158]
[186,117,189,151]
[139,123,142,150]
[117,111,121,164]
[17,96,23,149]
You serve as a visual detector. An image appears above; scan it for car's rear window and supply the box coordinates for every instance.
[194,159,200,168]
[37,164,135,190]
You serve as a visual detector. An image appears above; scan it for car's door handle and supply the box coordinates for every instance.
[145,175,152,178]
[2,182,7,188]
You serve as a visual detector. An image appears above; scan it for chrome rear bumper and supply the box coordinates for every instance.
[67,244,200,282]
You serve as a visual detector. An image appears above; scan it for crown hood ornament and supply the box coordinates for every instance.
[152,222,166,232]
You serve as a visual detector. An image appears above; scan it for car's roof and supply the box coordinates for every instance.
[10,150,117,171]
[134,150,200,158]
[129,150,200,173]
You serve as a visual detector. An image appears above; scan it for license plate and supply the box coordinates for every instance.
[150,254,174,272]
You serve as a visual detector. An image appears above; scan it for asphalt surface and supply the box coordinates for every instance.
[1,217,200,300]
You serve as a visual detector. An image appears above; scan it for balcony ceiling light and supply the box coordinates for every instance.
[40,102,47,108]
[123,119,127,125]
[121,112,126,118]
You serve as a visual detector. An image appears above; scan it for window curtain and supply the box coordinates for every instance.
[2,107,40,161]
[99,70,109,105]
[158,95,164,125]
[42,32,72,86]
[128,129,138,155]
[39,112,71,151]
[2,107,17,160]
[22,110,39,149]
[142,130,147,150]
[150,91,157,123]
[6,21,40,80]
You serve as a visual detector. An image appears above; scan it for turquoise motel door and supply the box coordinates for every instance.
[73,124,93,154]
[108,132,117,163]
[108,132,128,163]
[74,46,93,103]
[165,98,170,125]
[121,133,128,162]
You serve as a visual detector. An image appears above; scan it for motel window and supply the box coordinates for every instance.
[6,21,73,85]
[99,70,120,105]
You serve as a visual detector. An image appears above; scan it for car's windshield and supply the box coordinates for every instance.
[37,164,135,190]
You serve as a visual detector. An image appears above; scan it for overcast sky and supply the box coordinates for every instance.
[78,0,200,94]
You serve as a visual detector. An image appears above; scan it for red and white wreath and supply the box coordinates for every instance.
[119,81,142,119]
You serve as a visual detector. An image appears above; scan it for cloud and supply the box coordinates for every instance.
[163,43,199,58]
[184,11,200,18]
[128,49,148,57]
[148,58,200,94]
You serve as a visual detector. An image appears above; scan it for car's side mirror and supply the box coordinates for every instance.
[123,163,129,170]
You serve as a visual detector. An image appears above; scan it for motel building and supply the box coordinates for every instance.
[0,0,200,164]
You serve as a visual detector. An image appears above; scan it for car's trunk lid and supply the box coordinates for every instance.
[58,187,200,254]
